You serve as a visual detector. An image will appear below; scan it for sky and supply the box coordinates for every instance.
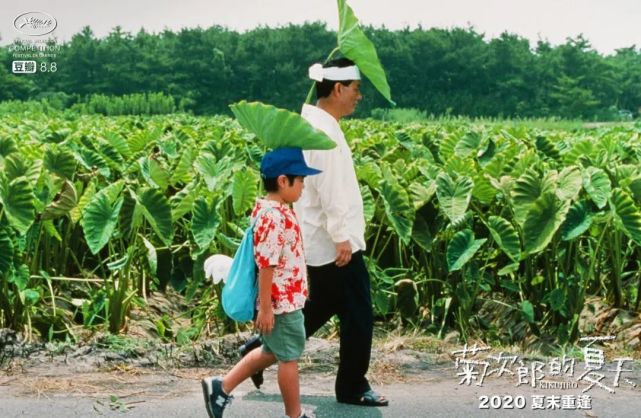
[1,0,640,55]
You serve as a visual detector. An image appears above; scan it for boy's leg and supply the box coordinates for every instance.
[239,335,264,388]
[222,347,277,393]
[278,360,301,418]
[240,262,338,388]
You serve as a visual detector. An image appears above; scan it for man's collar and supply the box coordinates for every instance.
[301,104,341,129]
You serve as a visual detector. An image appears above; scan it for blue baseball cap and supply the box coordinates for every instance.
[260,147,322,178]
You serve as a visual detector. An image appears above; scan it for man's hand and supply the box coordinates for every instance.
[335,240,352,267]
[255,306,274,335]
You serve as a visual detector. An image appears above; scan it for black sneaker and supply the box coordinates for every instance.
[201,376,232,418]
[239,335,264,389]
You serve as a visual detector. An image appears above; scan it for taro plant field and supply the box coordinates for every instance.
[2,105,641,347]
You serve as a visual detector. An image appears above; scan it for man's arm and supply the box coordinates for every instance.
[307,149,352,266]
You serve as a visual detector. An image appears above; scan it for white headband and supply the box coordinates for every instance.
[308,63,361,82]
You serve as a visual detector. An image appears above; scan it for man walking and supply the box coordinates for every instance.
[242,58,387,407]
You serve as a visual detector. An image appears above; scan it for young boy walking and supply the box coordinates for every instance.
[201,147,321,418]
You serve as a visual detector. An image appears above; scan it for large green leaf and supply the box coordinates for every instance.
[74,148,111,178]
[511,169,554,226]
[104,132,132,159]
[487,216,520,261]
[98,141,126,168]
[379,172,414,245]
[0,227,13,276]
[4,155,41,184]
[535,135,560,160]
[141,236,157,276]
[561,200,593,241]
[360,184,375,223]
[3,154,27,181]
[71,181,96,224]
[583,167,611,209]
[232,169,259,216]
[446,229,486,272]
[435,173,473,224]
[454,132,481,158]
[194,153,233,191]
[627,177,641,203]
[409,180,436,210]
[192,197,220,253]
[0,175,35,235]
[136,188,173,246]
[41,180,78,220]
[172,147,195,186]
[139,157,170,190]
[0,137,17,158]
[522,193,571,255]
[472,174,497,205]
[610,188,641,245]
[80,193,124,255]
[170,181,198,221]
[229,101,336,150]
[411,215,433,252]
[44,146,77,179]
[556,166,582,202]
[117,192,137,238]
[337,0,393,104]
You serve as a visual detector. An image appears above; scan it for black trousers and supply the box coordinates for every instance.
[303,251,373,398]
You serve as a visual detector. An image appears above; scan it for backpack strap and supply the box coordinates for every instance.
[250,206,277,230]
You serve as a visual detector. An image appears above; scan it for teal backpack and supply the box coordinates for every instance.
[222,208,273,322]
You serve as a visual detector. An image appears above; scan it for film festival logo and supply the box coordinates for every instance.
[13,11,57,36]
[10,11,59,74]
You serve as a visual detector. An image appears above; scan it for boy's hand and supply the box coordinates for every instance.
[255,306,274,335]
[335,240,352,267]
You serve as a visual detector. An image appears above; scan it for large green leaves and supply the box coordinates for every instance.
[487,216,520,261]
[435,173,473,224]
[44,146,77,179]
[80,185,124,255]
[229,101,336,150]
[140,157,170,190]
[172,147,195,186]
[454,132,481,158]
[191,197,220,253]
[583,167,611,209]
[71,181,96,224]
[409,181,436,210]
[170,181,198,221]
[232,169,259,216]
[522,193,571,255]
[0,175,35,234]
[41,180,78,220]
[511,169,555,226]
[561,200,593,241]
[0,227,13,275]
[194,153,230,191]
[556,166,582,202]
[136,188,173,246]
[379,173,414,245]
[337,0,393,104]
[610,188,641,245]
[447,229,486,272]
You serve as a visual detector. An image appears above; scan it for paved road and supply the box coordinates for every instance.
[2,367,641,418]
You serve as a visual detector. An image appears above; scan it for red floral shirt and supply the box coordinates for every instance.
[251,198,308,314]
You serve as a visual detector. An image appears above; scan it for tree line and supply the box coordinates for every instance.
[1,22,640,119]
